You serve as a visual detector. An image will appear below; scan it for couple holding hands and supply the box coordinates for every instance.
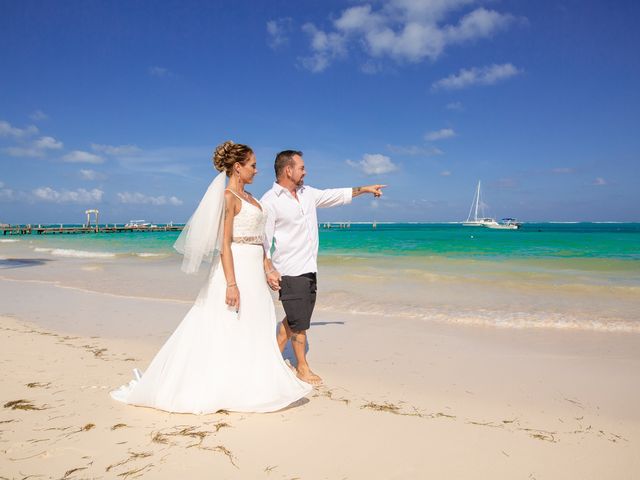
[111,141,385,414]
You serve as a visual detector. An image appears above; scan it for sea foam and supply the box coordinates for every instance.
[34,247,117,259]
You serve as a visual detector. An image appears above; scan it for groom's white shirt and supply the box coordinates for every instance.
[261,182,352,276]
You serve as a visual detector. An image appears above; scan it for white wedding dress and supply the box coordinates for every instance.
[110,193,312,414]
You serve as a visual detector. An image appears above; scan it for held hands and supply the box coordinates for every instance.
[226,284,240,312]
[266,269,281,291]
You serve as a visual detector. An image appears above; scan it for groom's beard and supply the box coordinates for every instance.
[296,178,304,188]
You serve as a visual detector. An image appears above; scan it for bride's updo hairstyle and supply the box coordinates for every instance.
[213,140,253,177]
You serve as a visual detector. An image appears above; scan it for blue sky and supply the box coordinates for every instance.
[1,0,639,223]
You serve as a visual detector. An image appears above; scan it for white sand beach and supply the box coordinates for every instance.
[1,246,639,479]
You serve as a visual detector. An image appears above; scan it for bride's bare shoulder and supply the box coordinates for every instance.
[224,190,241,210]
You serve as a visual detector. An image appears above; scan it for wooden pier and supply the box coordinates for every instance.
[1,225,32,235]
[1,225,183,236]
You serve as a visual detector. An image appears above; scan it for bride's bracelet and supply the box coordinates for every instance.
[265,268,276,275]
[226,283,237,288]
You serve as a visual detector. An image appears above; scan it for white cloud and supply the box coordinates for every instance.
[440,170,452,176]
[592,177,607,186]
[347,153,398,175]
[444,7,514,43]
[445,101,463,111]
[79,169,106,181]
[149,66,169,77]
[91,143,141,155]
[4,147,39,157]
[33,187,104,203]
[425,128,456,141]
[0,189,13,200]
[298,2,519,72]
[3,135,64,158]
[0,120,38,138]
[386,144,443,156]
[29,110,48,121]
[34,136,63,150]
[117,192,183,206]
[432,63,522,91]
[63,150,104,164]
[300,23,347,72]
[267,18,293,49]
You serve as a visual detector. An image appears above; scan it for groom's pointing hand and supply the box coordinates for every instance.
[353,184,387,198]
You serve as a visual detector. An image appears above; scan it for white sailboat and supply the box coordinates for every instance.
[463,181,499,227]
[462,181,520,229]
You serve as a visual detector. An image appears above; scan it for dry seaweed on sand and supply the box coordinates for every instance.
[208,445,238,468]
[361,401,402,414]
[529,432,557,442]
[61,466,87,479]
[3,399,47,411]
[106,451,152,473]
[152,425,213,448]
[212,421,231,433]
[431,412,456,419]
[466,420,504,428]
[62,423,96,438]
[111,423,128,430]
[361,401,424,417]
[151,431,169,444]
[314,387,351,405]
[26,382,51,388]
[116,463,154,479]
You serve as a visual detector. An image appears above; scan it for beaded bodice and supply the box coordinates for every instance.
[227,190,266,244]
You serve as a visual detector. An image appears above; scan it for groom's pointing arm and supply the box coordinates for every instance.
[312,184,387,208]
[311,186,353,209]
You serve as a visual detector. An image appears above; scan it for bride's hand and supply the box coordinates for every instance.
[226,285,240,311]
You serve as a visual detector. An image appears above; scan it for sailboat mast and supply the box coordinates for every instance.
[474,181,480,221]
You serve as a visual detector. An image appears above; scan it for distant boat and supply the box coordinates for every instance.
[463,181,499,227]
[485,218,521,230]
[125,220,157,228]
[462,181,520,229]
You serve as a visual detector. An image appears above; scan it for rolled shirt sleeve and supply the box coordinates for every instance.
[311,187,352,209]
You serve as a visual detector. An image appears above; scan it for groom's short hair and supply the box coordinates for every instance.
[275,150,303,179]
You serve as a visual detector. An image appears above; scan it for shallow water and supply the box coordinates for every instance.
[2,223,638,333]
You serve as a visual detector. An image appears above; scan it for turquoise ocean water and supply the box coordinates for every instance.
[3,223,639,332]
[12,222,640,263]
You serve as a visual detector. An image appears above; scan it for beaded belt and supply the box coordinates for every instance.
[232,235,264,245]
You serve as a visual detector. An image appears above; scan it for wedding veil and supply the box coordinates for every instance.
[173,171,227,274]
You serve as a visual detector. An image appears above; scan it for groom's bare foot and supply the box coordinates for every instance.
[296,366,323,385]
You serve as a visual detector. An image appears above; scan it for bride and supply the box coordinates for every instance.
[110,141,312,414]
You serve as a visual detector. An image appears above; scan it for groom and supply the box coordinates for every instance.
[261,150,386,385]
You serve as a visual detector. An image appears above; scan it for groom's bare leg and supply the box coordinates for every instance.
[277,317,292,353]
[291,330,322,385]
